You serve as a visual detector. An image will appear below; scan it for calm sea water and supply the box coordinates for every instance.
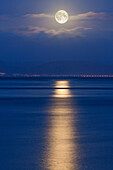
[0,79,113,170]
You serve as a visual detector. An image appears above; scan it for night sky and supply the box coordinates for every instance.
[0,0,113,65]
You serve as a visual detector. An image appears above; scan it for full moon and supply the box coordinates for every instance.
[55,10,69,24]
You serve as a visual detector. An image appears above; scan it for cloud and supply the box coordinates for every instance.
[42,27,92,36]
[11,26,90,38]
[24,13,53,19]
[70,11,110,20]
[10,26,46,35]
[24,11,113,21]
[0,11,113,37]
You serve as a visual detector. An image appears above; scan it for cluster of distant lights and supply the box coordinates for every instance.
[1,73,113,78]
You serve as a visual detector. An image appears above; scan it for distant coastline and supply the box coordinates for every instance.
[1,75,113,80]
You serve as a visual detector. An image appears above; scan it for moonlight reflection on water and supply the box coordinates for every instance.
[44,81,79,170]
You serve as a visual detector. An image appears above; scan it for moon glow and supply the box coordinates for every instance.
[55,10,69,24]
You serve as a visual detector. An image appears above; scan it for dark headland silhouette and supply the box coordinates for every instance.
[1,60,113,75]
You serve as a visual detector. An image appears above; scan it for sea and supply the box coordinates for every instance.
[0,78,113,170]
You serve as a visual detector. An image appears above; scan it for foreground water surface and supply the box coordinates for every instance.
[0,79,113,170]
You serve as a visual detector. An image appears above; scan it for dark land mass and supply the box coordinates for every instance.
[1,60,113,75]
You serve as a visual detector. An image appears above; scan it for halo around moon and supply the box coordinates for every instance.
[55,10,69,24]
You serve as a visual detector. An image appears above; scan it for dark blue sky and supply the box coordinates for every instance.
[0,0,113,14]
[0,0,113,64]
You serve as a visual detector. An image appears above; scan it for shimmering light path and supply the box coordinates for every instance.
[44,81,79,169]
